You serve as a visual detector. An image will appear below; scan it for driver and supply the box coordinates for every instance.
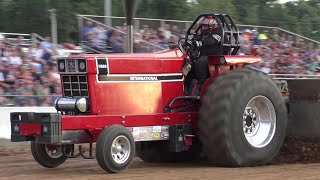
[184,16,224,95]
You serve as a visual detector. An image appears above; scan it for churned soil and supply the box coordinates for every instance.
[1,137,320,180]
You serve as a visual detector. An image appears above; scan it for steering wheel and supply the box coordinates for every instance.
[177,38,186,54]
[178,37,200,59]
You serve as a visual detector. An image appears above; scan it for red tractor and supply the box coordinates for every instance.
[12,13,310,173]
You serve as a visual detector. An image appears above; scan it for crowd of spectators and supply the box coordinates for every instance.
[0,35,61,106]
[82,21,320,75]
[81,21,182,53]
[0,21,319,107]
[239,28,320,75]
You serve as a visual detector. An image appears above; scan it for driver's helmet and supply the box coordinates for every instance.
[199,16,217,35]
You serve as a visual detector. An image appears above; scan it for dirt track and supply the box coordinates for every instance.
[1,139,320,180]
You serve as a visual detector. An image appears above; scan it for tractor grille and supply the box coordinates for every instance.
[61,75,89,98]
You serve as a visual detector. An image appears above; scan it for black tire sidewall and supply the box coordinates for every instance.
[96,125,135,173]
[31,141,69,168]
[229,75,287,165]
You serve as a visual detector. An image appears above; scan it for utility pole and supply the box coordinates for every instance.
[48,9,57,48]
[104,0,112,26]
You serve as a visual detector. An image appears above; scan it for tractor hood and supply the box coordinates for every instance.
[68,49,186,74]
[69,49,184,60]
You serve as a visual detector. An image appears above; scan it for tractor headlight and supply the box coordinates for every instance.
[76,98,88,112]
[78,59,87,72]
[55,97,88,113]
[57,59,65,72]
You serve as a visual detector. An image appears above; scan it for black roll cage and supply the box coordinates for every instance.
[185,13,242,55]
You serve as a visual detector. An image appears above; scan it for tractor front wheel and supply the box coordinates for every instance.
[96,125,135,173]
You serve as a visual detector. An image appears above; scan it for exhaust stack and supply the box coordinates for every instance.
[122,0,140,53]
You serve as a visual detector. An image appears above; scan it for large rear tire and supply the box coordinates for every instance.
[199,68,287,166]
[31,141,70,168]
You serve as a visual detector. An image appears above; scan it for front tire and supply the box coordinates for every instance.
[199,68,287,166]
[96,125,135,173]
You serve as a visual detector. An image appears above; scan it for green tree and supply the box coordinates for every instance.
[0,0,319,42]
[50,0,105,42]
[1,0,50,35]
[189,0,236,19]
[284,1,319,40]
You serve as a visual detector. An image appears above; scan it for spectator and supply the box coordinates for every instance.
[30,57,43,74]
[81,21,95,43]
[171,25,181,39]
[0,62,5,82]
[33,80,49,106]
[139,24,150,34]
[40,36,53,61]
[157,27,169,49]
[9,50,23,65]
[108,28,124,53]
[0,42,5,58]
[251,29,261,45]
[28,43,43,61]
[42,97,53,106]
[93,23,108,52]
[164,24,172,40]
[271,28,280,43]
[258,30,268,41]
[0,87,9,106]
[49,65,60,81]
[316,49,320,61]
[242,29,252,41]
[15,35,25,55]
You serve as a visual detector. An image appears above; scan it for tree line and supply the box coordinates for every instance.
[0,0,319,43]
